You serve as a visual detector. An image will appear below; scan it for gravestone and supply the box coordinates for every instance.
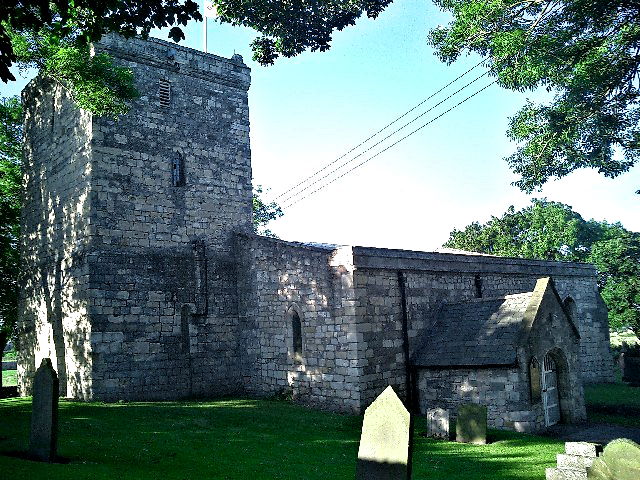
[456,404,487,445]
[427,408,450,439]
[29,358,59,462]
[588,438,640,480]
[356,385,411,480]
[619,352,640,386]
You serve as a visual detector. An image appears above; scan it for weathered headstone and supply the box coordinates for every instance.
[456,404,487,445]
[619,352,640,386]
[427,408,450,439]
[356,385,411,480]
[588,438,640,480]
[29,358,59,462]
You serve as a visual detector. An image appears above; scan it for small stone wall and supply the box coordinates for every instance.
[237,235,362,413]
[417,367,538,431]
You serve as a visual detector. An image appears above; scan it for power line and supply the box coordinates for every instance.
[272,58,489,202]
[282,79,498,210]
[279,70,491,206]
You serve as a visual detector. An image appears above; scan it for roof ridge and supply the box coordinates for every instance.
[441,291,533,306]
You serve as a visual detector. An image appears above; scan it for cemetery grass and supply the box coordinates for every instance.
[584,381,640,427]
[2,369,17,386]
[0,397,564,480]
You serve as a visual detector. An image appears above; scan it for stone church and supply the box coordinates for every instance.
[17,35,614,431]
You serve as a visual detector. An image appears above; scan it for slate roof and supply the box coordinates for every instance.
[412,292,534,368]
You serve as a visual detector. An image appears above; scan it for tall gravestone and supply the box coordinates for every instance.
[29,358,59,462]
[456,404,487,445]
[356,385,411,480]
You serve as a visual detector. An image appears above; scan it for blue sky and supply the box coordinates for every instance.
[3,0,638,250]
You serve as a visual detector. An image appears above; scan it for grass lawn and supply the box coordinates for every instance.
[584,380,640,427]
[2,346,18,387]
[0,397,563,480]
[2,369,17,386]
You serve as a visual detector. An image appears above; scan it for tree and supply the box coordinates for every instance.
[589,228,640,335]
[444,199,640,336]
[2,1,396,113]
[1,0,202,81]
[444,199,591,261]
[252,185,284,237]
[429,0,640,193]
[212,0,393,65]
[2,1,203,116]
[0,96,21,357]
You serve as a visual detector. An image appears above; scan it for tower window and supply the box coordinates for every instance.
[159,80,171,108]
[172,154,184,187]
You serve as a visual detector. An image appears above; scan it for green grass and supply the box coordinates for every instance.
[2,345,17,387]
[0,397,563,480]
[609,329,639,347]
[3,347,16,360]
[584,380,640,427]
[2,369,17,386]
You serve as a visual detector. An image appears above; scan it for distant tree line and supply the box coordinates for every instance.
[444,199,640,336]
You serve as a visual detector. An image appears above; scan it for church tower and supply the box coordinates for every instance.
[18,35,253,400]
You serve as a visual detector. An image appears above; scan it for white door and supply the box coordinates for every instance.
[542,354,561,426]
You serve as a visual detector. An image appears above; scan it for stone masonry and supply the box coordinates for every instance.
[18,36,614,423]
[19,35,252,400]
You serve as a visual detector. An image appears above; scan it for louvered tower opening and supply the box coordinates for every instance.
[159,80,171,108]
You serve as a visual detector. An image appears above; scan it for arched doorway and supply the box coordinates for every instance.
[542,353,561,426]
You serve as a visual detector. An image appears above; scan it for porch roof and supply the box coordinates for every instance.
[411,292,533,368]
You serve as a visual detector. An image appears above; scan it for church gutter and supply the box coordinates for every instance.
[397,270,413,411]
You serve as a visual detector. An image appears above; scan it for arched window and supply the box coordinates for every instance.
[563,296,577,321]
[474,274,483,298]
[529,357,541,403]
[292,310,302,363]
[172,153,185,187]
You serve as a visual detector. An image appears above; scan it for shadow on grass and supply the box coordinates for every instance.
[0,398,563,480]
[2,450,71,464]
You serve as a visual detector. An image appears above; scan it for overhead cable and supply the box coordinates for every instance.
[282,79,498,210]
[279,70,492,207]
[272,58,489,202]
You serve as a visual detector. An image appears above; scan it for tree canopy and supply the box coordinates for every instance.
[212,0,393,65]
[252,185,284,237]
[1,1,395,114]
[0,96,21,353]
[1,1,203,116]
[444,199,640,336]
[1,0,202,82]
[429,0,640,193]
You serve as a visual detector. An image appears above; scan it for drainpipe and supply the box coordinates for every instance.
[397,270,413,412]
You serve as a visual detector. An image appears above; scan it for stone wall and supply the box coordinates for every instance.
[19,35,253,401]
[237,235,362,413]
[352,248,614,393]
[417,366,531,430]
[352,269,407,408]
[416,278,587,432]
[18,77,93,399]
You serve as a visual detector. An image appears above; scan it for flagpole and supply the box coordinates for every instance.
[204,15,208,53]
